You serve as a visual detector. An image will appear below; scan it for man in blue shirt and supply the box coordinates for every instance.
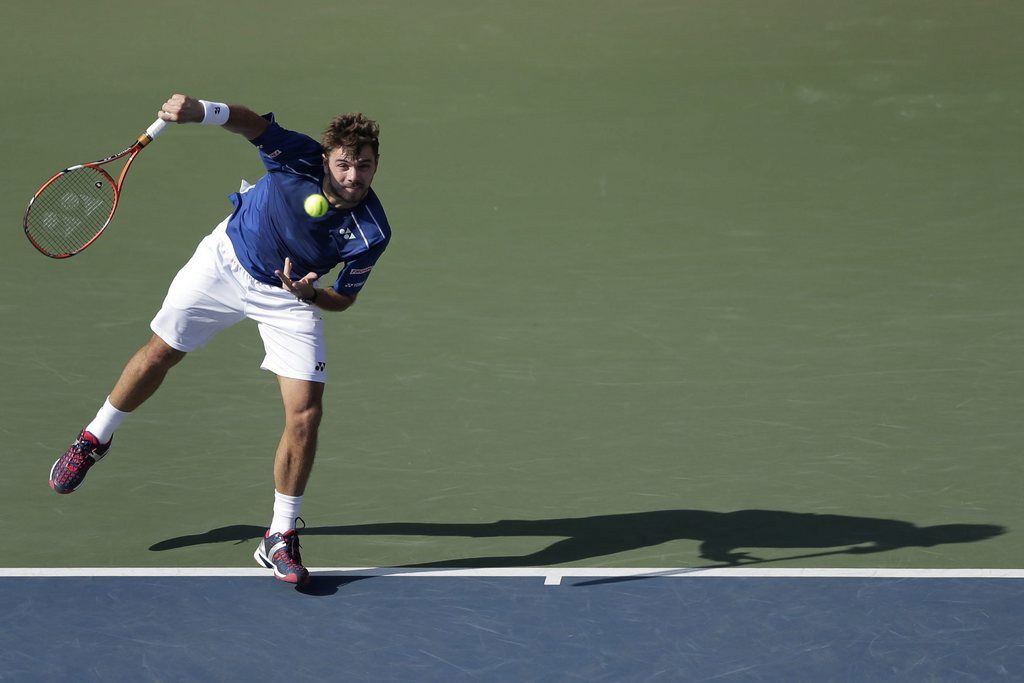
[49,93,392,587]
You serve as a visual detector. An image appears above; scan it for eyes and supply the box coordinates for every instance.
[334,161,374,172]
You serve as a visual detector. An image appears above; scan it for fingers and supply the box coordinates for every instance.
[274,262,319,302]
[158,94,185,122]
[274,258,295,289]
[158,93,203,124]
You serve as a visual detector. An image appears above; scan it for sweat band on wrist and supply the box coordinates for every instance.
[199,100,230,125]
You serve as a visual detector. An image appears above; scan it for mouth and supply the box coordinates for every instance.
[326,182,368,207]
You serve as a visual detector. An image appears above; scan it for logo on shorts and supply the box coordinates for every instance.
[315,361,326,372]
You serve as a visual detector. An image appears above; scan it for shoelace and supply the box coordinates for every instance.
[273,519,306,570]
[274,536,303,570]
[62,441,92,475]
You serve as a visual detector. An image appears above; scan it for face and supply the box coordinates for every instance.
[322,144,378,209]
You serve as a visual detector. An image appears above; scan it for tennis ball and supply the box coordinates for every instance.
[304,194,329,217]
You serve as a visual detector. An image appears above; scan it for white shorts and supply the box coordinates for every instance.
[150,218,327,383]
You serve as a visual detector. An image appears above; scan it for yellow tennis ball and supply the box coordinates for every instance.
[304,194,329,217]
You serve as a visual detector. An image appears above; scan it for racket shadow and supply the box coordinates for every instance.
[149,524,266,551]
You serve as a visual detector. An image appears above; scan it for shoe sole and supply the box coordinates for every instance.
[253,544,309,585]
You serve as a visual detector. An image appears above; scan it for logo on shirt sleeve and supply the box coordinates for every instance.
[349,266,373,275]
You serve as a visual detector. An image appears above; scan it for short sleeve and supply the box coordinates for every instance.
[333,243,388,296]
[249,113,323,174]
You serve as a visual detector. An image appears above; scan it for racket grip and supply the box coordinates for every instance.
[146,118,169,139]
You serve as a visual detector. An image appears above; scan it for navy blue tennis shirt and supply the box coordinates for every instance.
[225,113,391,296]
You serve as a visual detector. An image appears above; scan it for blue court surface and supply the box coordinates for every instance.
[2,568,1023,681]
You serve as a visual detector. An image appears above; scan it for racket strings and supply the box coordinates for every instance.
[25,167,116,256]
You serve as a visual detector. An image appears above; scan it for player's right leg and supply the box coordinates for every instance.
[50,218,245,494]
[50,335,186,494]
[108,335,189,412]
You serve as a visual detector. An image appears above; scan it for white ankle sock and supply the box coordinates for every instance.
[85,397,131,444]
[270,491,303,534]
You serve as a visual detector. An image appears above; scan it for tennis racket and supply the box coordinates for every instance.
[23,118,170,258]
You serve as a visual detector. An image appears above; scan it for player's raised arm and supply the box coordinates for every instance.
[158,93,269,140]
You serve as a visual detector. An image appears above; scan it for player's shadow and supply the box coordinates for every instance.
[150,509,1006,593]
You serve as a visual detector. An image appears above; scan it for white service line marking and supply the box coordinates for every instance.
[1,567,1023,579]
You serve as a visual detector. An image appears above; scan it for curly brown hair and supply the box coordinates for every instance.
[321,112,380,158]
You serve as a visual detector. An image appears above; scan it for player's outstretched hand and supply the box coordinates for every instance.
[275,257,318,300]
[158,94,204,124]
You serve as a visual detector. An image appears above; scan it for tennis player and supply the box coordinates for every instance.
[48,93,392,586]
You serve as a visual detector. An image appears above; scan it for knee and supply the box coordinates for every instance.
[286,404,323,438]
[144,335,186,369]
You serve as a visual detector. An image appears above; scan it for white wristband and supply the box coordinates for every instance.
[199,100,230,125]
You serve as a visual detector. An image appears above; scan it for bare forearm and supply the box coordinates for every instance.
[223,105,269,140]
[158,93,268,139]
[274,258,357,312]
[313,289,357,312]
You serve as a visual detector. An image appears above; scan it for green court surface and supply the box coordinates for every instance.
[1,1,1021,570]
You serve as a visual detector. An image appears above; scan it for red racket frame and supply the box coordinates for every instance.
[24,119,168,258]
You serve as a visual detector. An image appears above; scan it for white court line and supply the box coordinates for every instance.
[1,567,1023,579]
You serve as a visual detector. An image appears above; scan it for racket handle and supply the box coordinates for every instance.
[146,118,169,139]
[137,118,170,148]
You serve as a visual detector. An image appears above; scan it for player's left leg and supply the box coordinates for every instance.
[253,376,323,586]
[245,272,326,585]
[272,376,324,498]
